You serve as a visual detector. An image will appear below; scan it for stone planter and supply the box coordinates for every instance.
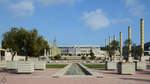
[6,61,18,69]
[135,61,147,70]
[17,61,34,73]
[0,61,6,68]
[118,62,135,75]
[105,61,118,70]
[34,61,46,70]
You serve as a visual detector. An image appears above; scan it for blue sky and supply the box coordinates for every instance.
[0,0,150,46]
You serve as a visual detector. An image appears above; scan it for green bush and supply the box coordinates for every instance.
[64,57,67,60]
[46,64,67,68]
[81,55,86,60]
[54,54,61,60]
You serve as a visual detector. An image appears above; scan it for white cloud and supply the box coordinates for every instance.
[82,9,110,30]
[124,0,146,17]
[10,1,34,17]
[36,0,75,6]
[111,18,132,24]
[0,0,78,17]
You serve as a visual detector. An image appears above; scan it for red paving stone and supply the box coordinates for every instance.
[0,68,150,84]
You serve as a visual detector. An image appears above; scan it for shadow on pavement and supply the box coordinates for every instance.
[121,78,150,82]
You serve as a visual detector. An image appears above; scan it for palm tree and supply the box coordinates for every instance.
[106,40,119,61]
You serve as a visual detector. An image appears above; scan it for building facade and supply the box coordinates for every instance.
[59,45,106,57]
[49,38,61,57]
[144,42,150,55]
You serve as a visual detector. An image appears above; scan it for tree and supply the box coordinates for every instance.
[37,36,49,57]
[2,27,49,61]
[54,54,61,60]
[111,40,119,52]
[81,55,86,60]
[123,39,133,59]
[2,28,19,61]
[77,54,81,56]
[106,40,119,61]
[89,50,96,60]
[86,53,89,57]
[132,44,142,60]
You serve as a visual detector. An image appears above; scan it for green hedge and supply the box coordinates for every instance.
[46,64,67,68]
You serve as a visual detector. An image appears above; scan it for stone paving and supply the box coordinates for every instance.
[0,68,150,84]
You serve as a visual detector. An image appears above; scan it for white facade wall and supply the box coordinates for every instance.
[59,45,106,57]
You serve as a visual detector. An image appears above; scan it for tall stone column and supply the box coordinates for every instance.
[105,39,108,58]
[128,26,132,62]
[0,50,1,61]
[134,18,146,70]
[109,36,111,47]
[114,35,116,41]
[105,39,107,48]
[46,50,49,56]
[120,32,122,59]
[113,35,117,59]
[140,18,144,58]
[44,49,46,56]
[109,36,111,60]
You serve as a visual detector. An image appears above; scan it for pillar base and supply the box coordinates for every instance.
[34,61,46,70]
[105,61,118,70]
[135,61,147,70]
[17,61,34,73]
[6,61,18,69]
[118,62,135,75]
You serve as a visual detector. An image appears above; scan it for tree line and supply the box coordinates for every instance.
[105,39,142,61]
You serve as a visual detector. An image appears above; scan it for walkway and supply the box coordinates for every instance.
[0,68,150,84]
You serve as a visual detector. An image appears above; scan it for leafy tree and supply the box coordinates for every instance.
[68,53,72,56]
[54,54,61,60]
[37,36,49,56]
[2,27,49,61]
[123,39,133,59]
[106,45,113,61]
[89,50,96,60]
[81,55,86,60]
[64,57,67,60]
[132,44,142,60]
[77,54,81,56]
[106,40,119,61]
[86,53,89,57]
[111,40,119,52]
[2,28,19,61]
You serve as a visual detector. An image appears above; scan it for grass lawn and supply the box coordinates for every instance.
[46,64,67,68]
[84,64,105,69]
[147,65,150,69]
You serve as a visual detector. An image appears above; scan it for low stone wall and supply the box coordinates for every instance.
[105,61,118,70]
[0,61,6,68]
[17,61,34,73]
[135,61,147,70]
[6,61,18,69]
[5,61,46,71]
[118,62,135,75]
[34,61,46,70]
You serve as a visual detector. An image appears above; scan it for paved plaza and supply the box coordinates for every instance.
[0,68,150,84]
